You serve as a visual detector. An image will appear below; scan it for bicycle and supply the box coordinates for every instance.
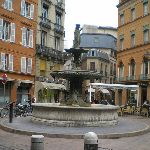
[1,101,9,118]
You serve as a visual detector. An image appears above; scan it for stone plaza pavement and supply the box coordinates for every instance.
[0,115,150,150]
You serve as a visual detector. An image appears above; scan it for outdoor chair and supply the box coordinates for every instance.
[123,106,130,115]
[117,108,124,117]
[141,108,149,117]
[130,106,136,114]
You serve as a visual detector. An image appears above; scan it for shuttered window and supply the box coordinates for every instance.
[1,53,7,70]
[21,57,26,73]
[27,58,32,73]
[30,4,34,19]
[2,21,9,41]
[21,0,34,19]
[4,0,12,11]
[144,30,149,42]
[10,23,15,43]
[9,54,13,71]
[0,19,3,39]
[29,30,33,48]
[144,2,148,15]
[22,27,27,46]
[121,15,124,25]
[131,35,135,46]
[120,39,124,50]
[131,9,135,21]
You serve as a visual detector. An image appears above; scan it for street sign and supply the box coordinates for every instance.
[2,74,7,84]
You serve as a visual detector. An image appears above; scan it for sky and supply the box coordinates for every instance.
[64,0,119,49]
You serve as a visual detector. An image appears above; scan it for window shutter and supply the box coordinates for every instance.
[4,0,8,9]
[30,4,34,19]
[21,0,25,15]
[8,0,12,10]
[10,23,15,43]
[21,57,26,73]
[0,19,3,39]
[9,54,13,71]
[22,27,27,46]
[1,53,6,70]
[27,58,32,73]
[29,30,33,48]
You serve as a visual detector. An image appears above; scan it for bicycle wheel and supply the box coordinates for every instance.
[1,108,9,117]
[14,108,21,117]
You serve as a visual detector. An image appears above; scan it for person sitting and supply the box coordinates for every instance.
[101,99,107,105]
[111,100,115,105]
[95,99,99,104]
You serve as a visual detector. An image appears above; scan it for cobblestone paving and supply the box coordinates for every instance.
[0,115,150,150]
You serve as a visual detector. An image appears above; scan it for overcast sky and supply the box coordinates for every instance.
[64,0,119,49]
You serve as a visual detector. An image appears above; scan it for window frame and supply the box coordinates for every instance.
[143,2,148,16]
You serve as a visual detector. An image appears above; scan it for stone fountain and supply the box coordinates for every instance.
[31,24,119,127]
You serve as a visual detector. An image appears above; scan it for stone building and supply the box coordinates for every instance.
[0,0,38,106]
[35,0,66,103]
[116,0,150,106]
[79,25,117,102]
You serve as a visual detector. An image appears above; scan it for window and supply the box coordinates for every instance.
[120,12,124,25]
[42,5,48,23]
[131,9,135,21]
[131,35,135,46]
[120,39,124,50]
[94,38,98,43]
[41,31,47,46]
[90,50,95,56]
[40,59,46,76]
[56,14,61,30]
[21,57,26,73]
[1,53,7,70]
[131,59,135,76]
[55,37,60,50]
[9,54,13,71]
[0,19,15,43]
[27,58,32,74]
[90,62,95,71]
[21,0,34,19]
[3,0,13,11]
[144,29,149,42]
[143,1,148,15]
[144,57,148,75]
[57,0,61,6]
[22,27,33,48]
[120,62,124,78]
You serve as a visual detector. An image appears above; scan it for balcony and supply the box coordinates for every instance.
[115,77,124,82]
[139,74,150,80]
[36,44,67,61]
[54,24,64,35]
[126,76,135,81]
[39,16,51,29]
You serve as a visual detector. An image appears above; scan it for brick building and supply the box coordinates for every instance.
[116,0,150,106]
[0,0,38,106]
[35,0,66,103]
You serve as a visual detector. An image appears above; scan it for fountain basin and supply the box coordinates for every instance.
[30,103,119,127]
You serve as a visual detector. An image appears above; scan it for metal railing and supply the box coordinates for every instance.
[54,24,64,34]
[36,44,67,61]
[39,16,51,29]
[126,75,135,81]
[139,74,149,80]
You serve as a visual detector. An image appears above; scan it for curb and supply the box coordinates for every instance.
[0,119,149,139]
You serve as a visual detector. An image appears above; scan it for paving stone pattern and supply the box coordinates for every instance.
[0,115,150,150]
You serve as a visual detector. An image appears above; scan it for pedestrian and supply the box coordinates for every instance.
[111,100,115,105]
[32,95,36,103]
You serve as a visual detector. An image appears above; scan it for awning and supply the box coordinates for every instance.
[100,89,110,94]
[39,82,66,90]
[20,80,34,84]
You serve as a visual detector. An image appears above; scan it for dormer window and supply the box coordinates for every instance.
[94,37,98,43]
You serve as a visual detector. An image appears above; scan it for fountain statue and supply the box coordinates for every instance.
[31,24,119,127]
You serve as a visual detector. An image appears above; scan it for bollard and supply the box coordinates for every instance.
[84,132,98,150]
[31,135,44,150]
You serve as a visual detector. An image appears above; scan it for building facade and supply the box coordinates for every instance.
[116,0,150,106]
[35,0,66,103]
[0,0,38,106]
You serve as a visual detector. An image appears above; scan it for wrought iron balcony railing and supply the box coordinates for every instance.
[54,24,64,35]
[36,44,67,61]
[115,77,124,82]
[126,76,135,81]
[39,16,51,29]
[139,74,149,80]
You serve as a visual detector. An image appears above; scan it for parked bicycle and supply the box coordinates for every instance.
[1,101,9,118]
[14,99,32,117]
